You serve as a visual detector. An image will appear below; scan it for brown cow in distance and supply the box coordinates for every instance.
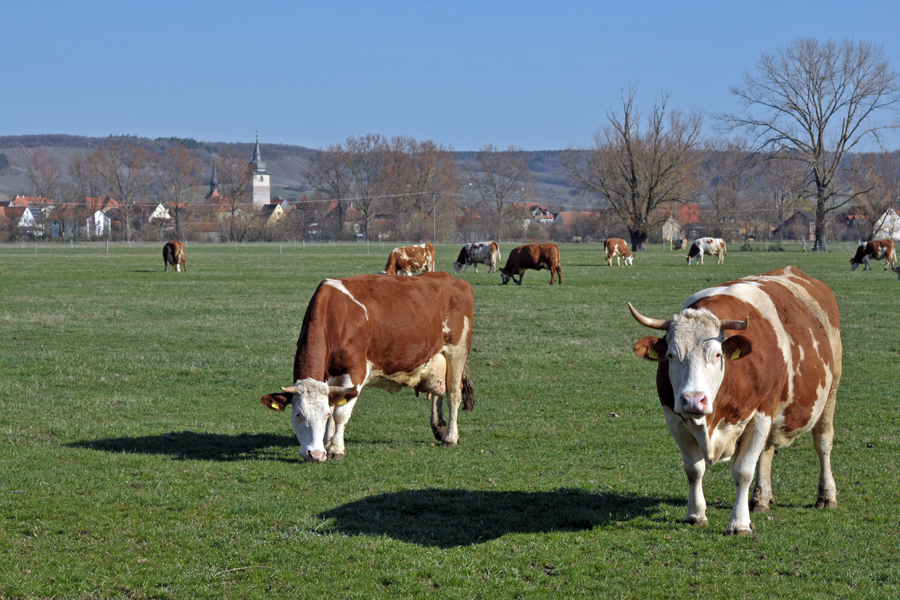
[631,266,841,535]
[499,243,562,285]
[261,272,475,462]
[605,238,633,266]
[850,239,896,271]
[381,243,435,275]
[163,241,186,272]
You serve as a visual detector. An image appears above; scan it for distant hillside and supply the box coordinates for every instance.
[0,134,588,210]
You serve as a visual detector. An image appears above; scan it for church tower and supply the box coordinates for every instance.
[249,136,271,207]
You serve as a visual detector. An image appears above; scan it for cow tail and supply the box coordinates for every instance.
[461,360,475,411]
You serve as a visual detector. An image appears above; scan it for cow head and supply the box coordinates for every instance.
[625,255,634,266]
[630,303,752,418]
[261,378,356,462]
[499,268,512,284]
[893,265,900,280]
[453,261,464,274]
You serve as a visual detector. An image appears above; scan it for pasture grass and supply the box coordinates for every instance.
[0,240,898,599]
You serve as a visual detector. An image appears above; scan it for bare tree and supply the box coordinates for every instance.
[385,136,461,241]
[563,89,703,250]
[214,148,253,242]
[701,137,758,238]
[25,149,62,200]
[719,37,900,250]
[470,144,531,241]
[303,143,353,237]
[94,141,152,242]
[851,151,900,240]
[155,144,203,240]
[344,134,390,241]
[758,154,813,241]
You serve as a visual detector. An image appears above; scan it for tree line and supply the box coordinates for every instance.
[9,37,900,248]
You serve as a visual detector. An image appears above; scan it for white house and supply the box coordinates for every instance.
[873,208,900,240]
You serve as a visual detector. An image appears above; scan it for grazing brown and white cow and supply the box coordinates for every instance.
[261,272,475,462]
[605,238,633,266]
[672,237,687,251]
[850,239,896,271]
[453,241,501,274]
[380,243,436,275]
[630,266,841,535]
[686,237,726,265]
[163,241,186,272]
[499,243,562,285]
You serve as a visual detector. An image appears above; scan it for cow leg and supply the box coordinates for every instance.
[864,256,872,270]
[474,263,479,274]
[813,385,838,509]
[325,397,358,460]
[751,444,775,512]
[514,273,523,285]
[429,392,447,441]
[664,411,707,526]
[726,414,771,535]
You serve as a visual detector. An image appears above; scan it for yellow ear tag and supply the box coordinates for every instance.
[336,398,348,406]
[273,401,285,411]
[730,349,741,360]
[647,348,659,360]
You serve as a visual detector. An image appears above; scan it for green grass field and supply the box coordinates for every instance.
[1,240,898,599]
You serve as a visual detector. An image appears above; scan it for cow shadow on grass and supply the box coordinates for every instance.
[318,487,682,548]
[69,430,297,462]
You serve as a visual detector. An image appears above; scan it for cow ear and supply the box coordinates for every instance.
[634,336,666,361]
[722,335,752,361]
[261,392,292,411]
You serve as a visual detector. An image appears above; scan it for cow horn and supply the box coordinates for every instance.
[719,316,750,331]
[329,385,358,395]
[280,385,298,394]
[628,302,671,330]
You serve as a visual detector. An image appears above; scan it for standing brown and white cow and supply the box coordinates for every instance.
[499,243,562,285]
[381,243,436,275]
[163,241,186,272]
[686,237,726,265]
[605,238,633,266]
[630,267,841,535]
[453,241,500,274]
[261,272,475,462]
[850,239,896,271]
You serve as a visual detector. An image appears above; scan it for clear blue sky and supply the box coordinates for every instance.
[6,0,900,151]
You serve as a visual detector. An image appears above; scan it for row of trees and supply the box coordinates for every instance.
[22,141,262,242]
[15,37,900,248]
[563,38,900,250]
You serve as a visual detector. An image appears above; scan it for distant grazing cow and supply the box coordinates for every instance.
[163,241,186,272]
[850,239,896,271]
[261,272,475,461]
[605,238,633,266]
[686,237,726,265]
[499,243,562,285]
[453,241,500,274]
[672,238,687,251]
[630,266,841,535]
[381,243,436,275]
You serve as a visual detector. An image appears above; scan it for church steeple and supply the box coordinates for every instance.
[251,135,267,174]
[209,166,218,194]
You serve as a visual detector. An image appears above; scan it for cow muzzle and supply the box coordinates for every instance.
[679,393,709,416]
[303,448,328,462]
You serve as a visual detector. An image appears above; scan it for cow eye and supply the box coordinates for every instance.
[714,351,722,361]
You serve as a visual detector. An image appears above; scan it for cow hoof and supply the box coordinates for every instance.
[815,498,837,509]
[750,500,771,513]
[328,452,347,461]
[431,425,448,442]
[684,516,708,526]
[724,522,755,536]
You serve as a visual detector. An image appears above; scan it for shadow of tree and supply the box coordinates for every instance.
[319,487,681,548]
[69,430,297,462]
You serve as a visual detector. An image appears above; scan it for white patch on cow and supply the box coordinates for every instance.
[323,279,369,320]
